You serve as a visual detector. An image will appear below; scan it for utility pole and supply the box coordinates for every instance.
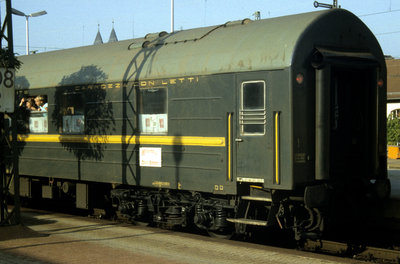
[0,0,20,226]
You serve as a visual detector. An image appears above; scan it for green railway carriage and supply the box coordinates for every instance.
[14,9,388,239]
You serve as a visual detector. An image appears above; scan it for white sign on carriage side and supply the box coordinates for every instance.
[140,147,162,167]
[0,68,15,113]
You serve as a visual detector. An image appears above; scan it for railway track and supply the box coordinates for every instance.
[303,239,400,264]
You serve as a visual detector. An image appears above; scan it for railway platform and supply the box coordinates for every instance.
[0,209,363,264]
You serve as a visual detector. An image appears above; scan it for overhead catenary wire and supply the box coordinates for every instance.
[376,30,400,36]
[357,7,400,37]
[358,8,400,17]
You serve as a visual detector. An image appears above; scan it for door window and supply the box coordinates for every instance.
[240,81,266,135]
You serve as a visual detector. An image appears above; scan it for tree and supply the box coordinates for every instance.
[0,48,21,69]
[387,117,400,145]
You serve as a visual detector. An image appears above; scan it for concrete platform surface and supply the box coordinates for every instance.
[0,210,364,264]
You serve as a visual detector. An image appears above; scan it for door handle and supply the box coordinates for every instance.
[235,138,243,142]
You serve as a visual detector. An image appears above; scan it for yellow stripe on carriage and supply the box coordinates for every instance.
[16,134,226,147]
[228,113,232,181]
[274,112,280,185]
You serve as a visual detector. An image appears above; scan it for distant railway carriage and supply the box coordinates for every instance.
[14,8,388,239]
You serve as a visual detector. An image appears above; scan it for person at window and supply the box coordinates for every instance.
[19,97,38,111]
[35,95,48,112]
[25,98,38,111]
[18,97,26,108]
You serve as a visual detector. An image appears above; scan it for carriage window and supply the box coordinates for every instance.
[240,81,266,135]
[29,111,48,133]
[139,87,167,134]
[61,92,85,134]
[26,95,48,133]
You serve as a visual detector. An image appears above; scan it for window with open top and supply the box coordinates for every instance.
[19,94,48,134]
[60,92,85,134]
[138,87,168,134]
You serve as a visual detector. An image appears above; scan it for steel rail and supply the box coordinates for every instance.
[304,239,400,263]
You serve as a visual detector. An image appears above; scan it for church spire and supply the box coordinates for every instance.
[108,20,118,43]
[94,24,103,45]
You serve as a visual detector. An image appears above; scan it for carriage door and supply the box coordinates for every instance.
[329,66,378,177]
[315,61,379,182]
[236,78,269,184]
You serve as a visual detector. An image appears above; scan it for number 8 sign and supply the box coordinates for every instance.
[0,68,15,113]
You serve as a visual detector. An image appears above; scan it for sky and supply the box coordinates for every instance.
[3,0,400,57]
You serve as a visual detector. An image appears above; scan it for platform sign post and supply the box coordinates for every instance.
[0,0,20,226]
[0,67,18,225]
[0,68,15,113]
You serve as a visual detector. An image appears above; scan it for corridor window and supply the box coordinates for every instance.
[240,81,266,135]
[139,87,167,134]
[61,92,85,134]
